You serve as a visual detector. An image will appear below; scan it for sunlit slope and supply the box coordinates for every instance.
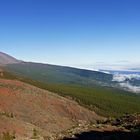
[0,78,100,138]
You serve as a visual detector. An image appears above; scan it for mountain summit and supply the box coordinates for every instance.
[0,52,20,65]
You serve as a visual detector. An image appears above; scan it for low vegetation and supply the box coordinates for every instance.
[0,112,14,118]
[1,131,15,140]
[31,128,39,139]
[1,70,140,117]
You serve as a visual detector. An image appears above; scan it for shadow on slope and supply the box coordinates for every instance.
[63,130,140,140]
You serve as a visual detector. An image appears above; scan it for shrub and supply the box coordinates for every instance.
[31,128,39,139]
[2,131,15,140]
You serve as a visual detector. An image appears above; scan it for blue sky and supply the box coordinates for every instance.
[0,0,140,68]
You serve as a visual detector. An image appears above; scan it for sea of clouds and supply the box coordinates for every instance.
[90,61,140,94]
[73,62,140,94]
[112,73,140,94]
[113,73,140,82]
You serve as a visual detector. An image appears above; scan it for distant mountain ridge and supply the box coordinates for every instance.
[0,52,20,65]
[6,62,113,87]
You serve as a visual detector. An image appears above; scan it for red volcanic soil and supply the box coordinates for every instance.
[0,79,101,139]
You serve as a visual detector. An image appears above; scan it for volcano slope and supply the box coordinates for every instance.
[0,52,20,66]
[0,78,101,139]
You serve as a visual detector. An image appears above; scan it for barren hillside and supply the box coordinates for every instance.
[0,79,101,139]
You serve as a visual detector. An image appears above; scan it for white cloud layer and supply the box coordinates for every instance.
[112,74,140,94]
[112,74,140,82]
[92,62,140,71]
[119,82,140,93]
